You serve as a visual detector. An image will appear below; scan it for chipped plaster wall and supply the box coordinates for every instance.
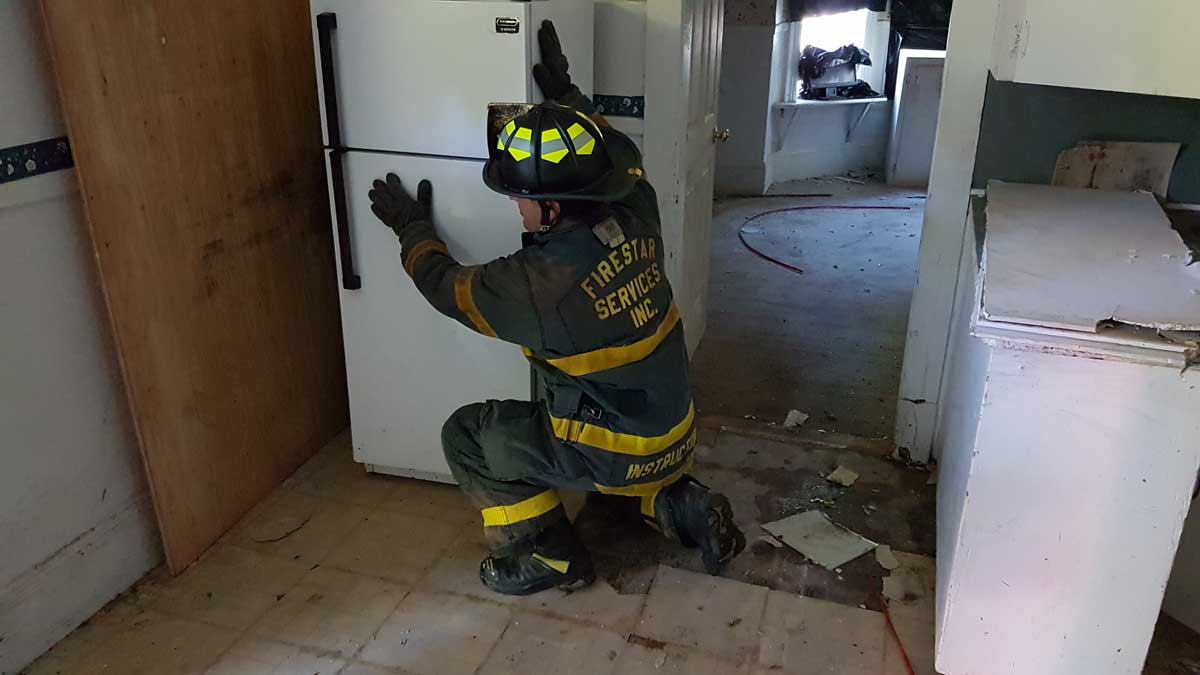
[0,2,161,672]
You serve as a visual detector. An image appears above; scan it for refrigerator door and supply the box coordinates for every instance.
[325,149,529,479]
[311,0,531,158]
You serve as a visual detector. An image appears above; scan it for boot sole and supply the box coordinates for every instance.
[698,493,747,575]
[483,567,597,597]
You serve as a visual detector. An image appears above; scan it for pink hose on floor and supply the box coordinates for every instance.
[737,205,912,276]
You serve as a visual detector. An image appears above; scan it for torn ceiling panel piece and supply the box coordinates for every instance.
[761,510,877,571]
[1052,141,1181,200]
[983,181,1200,332]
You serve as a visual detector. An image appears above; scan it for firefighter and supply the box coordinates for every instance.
[367,22,744,596]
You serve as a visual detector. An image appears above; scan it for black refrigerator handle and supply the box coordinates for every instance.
[316,13,343,148]
[317,13,361,290]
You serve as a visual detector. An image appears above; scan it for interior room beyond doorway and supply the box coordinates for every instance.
[692,179,925,440]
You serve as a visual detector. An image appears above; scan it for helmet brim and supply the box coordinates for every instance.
[482,127,643,202]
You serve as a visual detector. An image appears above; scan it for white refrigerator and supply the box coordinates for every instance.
[309,0,594,481]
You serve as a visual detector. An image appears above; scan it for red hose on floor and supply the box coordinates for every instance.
[883,598,918,675]
[737,205,911,276]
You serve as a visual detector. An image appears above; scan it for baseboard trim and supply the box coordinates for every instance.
[0,494,161,673]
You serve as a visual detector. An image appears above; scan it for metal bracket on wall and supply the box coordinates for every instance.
[846,101,876,142]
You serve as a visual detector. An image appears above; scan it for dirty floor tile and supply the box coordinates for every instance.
[249,567,406,657]
[759,589,889,674]
[338,662,401,675]
[476,612,628,675]
[284,438,400,508]
[637,565,769,662]
[376,477,477,525]
[614,639,751,674]
[203,637,346,674]
[142,544,309,629]
[322,510,459,583]
[357,591,511,675]
[27,608,238,675]
[520,576,647,634]
[230,490,371,566]
[886,594,936,675]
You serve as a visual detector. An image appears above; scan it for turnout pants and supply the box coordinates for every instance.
[441,399,695,554]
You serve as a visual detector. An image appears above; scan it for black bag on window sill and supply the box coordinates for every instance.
[798,44,878,100]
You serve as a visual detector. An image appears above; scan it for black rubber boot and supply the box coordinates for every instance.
[479,521,596,596]
[656,476,747,574]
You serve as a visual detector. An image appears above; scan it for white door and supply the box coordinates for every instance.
[327,150,530,480]
[644,0,724,355]
[887,53,945,187]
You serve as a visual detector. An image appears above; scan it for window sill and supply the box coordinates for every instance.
[775,97,887,109]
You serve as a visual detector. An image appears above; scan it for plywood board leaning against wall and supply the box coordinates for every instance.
[41,1,349,573]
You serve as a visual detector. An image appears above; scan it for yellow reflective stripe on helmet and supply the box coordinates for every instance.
[453,267,498,338]
[403,240,448,276]
[552,403,695,456]
[506,126,534,161]
[481,489,561,527]
[567,122,597,156]
[534,305,680,376]
[595,456,692,497]
[540,127,570,163]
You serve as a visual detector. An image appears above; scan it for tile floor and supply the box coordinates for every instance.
[25,432,933,675]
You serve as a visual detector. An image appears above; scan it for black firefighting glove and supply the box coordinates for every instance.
[532,20,597,115]
[368,173,432,239]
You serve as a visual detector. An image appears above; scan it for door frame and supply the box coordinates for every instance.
[894,0,1000,463]
[643,0,724,355]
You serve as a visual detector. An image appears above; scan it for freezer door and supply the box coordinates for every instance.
[325,150,529,479]
[311,0,532,158]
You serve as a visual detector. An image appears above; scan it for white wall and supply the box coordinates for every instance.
[593,0,647,147]
[0,3,161,672]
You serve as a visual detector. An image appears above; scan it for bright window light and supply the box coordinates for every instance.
[799,8,868,52]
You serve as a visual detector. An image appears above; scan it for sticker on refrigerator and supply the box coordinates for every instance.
[495,17,520,34]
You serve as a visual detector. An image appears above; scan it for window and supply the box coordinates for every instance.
[799,8,869,52]
[793,8,889,101]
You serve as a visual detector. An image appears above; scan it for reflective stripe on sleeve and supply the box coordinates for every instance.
[403,240,449,276]
[454,267,498,337]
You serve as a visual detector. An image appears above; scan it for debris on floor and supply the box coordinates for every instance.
[926,466,939,486]
[758,534,784,548]
[876,545,902,571]
[761,510,877,571]
[825,465,859,487]
[883,551,936,603]
[783,409,810,428]
[247,512,310,543]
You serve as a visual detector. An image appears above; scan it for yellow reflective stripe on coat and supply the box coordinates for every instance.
[551,402,695,457]
[536,304,680,377]
[595,456,693,497]
[454,267,498,337]
[403,240,448,276]
[481,489,561,527]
